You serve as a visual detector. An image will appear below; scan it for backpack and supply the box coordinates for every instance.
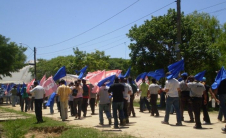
[83,85,89,96]
[72,89,78,96]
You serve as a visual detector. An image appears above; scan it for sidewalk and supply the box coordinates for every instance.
[2,101,226,138]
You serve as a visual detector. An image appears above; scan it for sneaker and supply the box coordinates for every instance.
[221,127,226,132]
[161,121,169,124]
[176,123,182,126]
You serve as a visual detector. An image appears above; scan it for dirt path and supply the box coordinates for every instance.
[2,100,226,138]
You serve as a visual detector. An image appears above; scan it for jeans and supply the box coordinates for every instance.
[99,103,111,123]
[74,97,83,118]
[123,99,128,118]
[82,98,88,117]
[69,101,75,116]
[50,102,54,114]
[112,102,124,127]
[140,96,150,112]
[160,92,166,107]
[129,95,135,116]
[11,95,17,106]
[218,94,226,120]
[164,96,181,124]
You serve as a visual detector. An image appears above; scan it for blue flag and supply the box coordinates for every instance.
[119,67,131,79]
[98,75,116,87]
[53,66,66,81]
[136,72,148,82]
[167,59,184,80]
[17,84,20,93]
[1,84,7,91]
[78,66,88,79]
[21,83,26,95]
[147,69,165,80]
[211,66,226,89]
[194,70,206,81]
[46,92,56,107]
[7,83,15,92]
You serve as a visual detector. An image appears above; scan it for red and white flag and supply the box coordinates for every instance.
[26,79,35,92]
[85,70,102,80]
[43,76,58,97]
[88,70,106,93]
[106,70,122,77]
[39,74,46,86]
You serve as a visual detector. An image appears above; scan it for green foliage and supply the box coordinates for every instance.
[127,9,223,83]
[0,34,27,79]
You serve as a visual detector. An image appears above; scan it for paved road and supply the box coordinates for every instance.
[2,100,226,138]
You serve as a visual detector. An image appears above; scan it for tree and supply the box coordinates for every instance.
[0,34,27,79]
[127,9,222,83]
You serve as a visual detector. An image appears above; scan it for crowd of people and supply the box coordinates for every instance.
[4,72,226,132]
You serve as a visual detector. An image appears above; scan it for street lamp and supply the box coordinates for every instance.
[19,43,37,80]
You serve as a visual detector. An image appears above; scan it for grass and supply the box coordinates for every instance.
[0,107,135,138]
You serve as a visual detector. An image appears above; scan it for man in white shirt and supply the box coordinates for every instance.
[148,78,160,117]
[162,72,182,126]
[29,81,46,123]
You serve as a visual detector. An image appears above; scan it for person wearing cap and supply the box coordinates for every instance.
[186,76,207,129]
[179,72,194,122]
[138,79,151,113]
[162,72,182,126]
[201,77,219,124]
[29,81,46,123]
[148,78,160,117]
[56,79,72,121]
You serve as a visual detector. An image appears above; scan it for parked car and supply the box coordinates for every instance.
[0,88,7,104]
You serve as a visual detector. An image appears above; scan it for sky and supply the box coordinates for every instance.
[1,0,226,62]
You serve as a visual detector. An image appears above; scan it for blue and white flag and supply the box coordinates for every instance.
[53,66,66,81]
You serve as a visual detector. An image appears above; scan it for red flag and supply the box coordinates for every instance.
[39,75,46,86]
[85,70,102,80]
[88,70,106,85]
[26,79,35,92]
[43,76,58,97]
[106,70,122,77]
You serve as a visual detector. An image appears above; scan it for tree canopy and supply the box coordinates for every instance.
[127,9,224,83]
[0,34,27,79]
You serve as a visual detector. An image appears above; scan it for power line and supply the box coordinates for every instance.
[38,1,175,55]
[209,8,226,14]
[196,1,226,12]
[38,0,140,48]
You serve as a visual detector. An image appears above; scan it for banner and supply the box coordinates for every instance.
[43,76,58,97]
[26,79,35,92]
[39,75,46,86]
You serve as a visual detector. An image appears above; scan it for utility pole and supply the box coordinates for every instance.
[176,0,181,60]
[34,47,37,80]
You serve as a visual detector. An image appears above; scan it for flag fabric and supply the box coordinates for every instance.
[88,70,106,85]
[17,84,20,93]
[46,92,56,107]
[26,79,35,92]
[136,72,148,82]
[7,83,15,92]
[43,76,58,97]
[194,70,206,81]
[40,75,46,86]
[78,66,88,79]
[211,66,226,89]
[1,84,7,91]
[118,67,131,79]
[167,59,184,80]
[97,75,116,87]
[85,70,102,80]
[105,70,122,77]
[21,83,26,95]
[147,69,165,80]
[53,66,66,81]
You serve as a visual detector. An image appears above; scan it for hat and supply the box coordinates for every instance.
[181,72,188,77]
[202,77,206,82]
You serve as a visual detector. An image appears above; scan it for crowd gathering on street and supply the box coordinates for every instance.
[2,72,226,133]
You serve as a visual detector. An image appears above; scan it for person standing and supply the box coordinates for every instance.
[73,81,83,119]
[29,81,46,123]
[162,72,182,126]
[96,83,111,125]
[138,79,151,112]
[68,82,75,116]
[201,77,219,124]
[108,77,125,129]
[56,79,72,121]
[179,73,194,122]
[186,76,207,129]
[10,85,17,107]
[21,86,28,112]
[89,84,97,115]
[128,77,137,117]
[82,79,89,117]
[148,78,160,117]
